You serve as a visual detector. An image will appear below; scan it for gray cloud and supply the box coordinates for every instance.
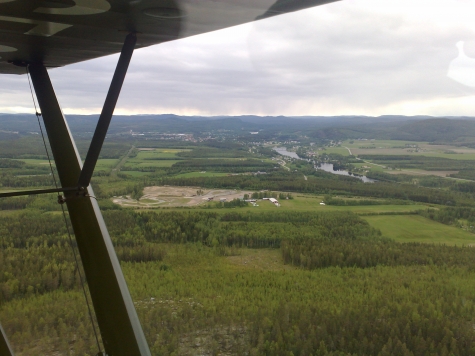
[1,0,475,116]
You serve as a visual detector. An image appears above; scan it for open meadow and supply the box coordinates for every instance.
[363,215,475,246]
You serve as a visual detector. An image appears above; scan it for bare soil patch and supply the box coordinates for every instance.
[112,186,252,208]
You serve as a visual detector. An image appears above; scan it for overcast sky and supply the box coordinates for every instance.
[1,0,475,116]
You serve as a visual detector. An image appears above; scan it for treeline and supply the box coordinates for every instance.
[0,241,164,304]
[0,158,25,168]
[0,136,46,159]
[0,210,166,303]
[101,210,380,249]
[0,136,131,160]
[366,171,475,194]
[159,172,475,206]
[0,173,54,188]
[450,168,475,180]
[317,153,361,170]
[246,191,293,200]
[6,246,475,355]
[0,194,119,212]
[211,198,249,209]
[176,147,252,159]
[75,139,131,159]
[0,209,381,303]
[5,209,475,354]
[172,158,276,173]
[323,195,409,206]
[282,237,475,269]
[418,207,475,226]
[0,209,381,252]
[359,154,474,171]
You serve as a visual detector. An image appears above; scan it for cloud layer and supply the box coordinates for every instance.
[1,0,475,116]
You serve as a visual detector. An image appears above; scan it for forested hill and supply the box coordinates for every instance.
[390,118,475,143]
[0,114,474,143]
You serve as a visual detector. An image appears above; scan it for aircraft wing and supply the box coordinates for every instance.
[0,0,339,74]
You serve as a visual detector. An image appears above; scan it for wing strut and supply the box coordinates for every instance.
[0,324,14,356]
[78,32,136,189]
[22,35,151,355]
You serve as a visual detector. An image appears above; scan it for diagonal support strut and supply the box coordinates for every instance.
[0,186,79,198]
[0,324,14,356]
[26,36,151,356]
[78,32,136,189]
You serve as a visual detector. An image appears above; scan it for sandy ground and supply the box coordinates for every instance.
[112,186,252,208]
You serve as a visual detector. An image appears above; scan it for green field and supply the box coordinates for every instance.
[344,139,421,149]
[351,162,385,172]
[95,159,119,169]
[135,148,189,160]
[123,159,180,168]
[16,158,53,166]
[422,152,475,160]
[323,146,350,156]
[363,215,475,246]
[197,194,430,214]
[343,140,475,160]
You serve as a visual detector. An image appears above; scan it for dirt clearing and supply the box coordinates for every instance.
[112,186,252,208]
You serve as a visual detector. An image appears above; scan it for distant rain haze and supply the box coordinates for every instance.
[1,0,475,117]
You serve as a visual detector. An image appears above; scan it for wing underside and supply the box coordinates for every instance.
[0,0,338,74]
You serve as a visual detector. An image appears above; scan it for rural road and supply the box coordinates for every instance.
[343,145,470,181]
[111,145,135,176]
[343,146,387,169]
[278,159,290,171]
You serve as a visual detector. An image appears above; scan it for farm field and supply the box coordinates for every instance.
[363,215,475,246]
[15,158,52,166]
[123,159,180,169]
[272,195,428,213]
[94,159,119,170]
[322,146,350,156]
[121,148,186,171]
[385,169,460,177]
[351,162,385,172]
[135,148,191,158]
[13,158,118,170]
[342,140,475,160]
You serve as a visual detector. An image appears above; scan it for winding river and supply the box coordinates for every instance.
[274,147,375,183]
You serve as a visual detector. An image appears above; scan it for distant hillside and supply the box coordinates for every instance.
[0,114,474,144]
[389,119,475,143]
[307,118,475,145]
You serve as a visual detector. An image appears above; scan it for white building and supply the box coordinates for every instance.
[269,198,280,207]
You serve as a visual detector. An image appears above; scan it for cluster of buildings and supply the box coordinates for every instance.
[129,131,195,141]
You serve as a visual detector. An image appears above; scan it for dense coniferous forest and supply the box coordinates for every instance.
[3,209,475,355]
[1,115,475,355]
[159,172,475,207]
